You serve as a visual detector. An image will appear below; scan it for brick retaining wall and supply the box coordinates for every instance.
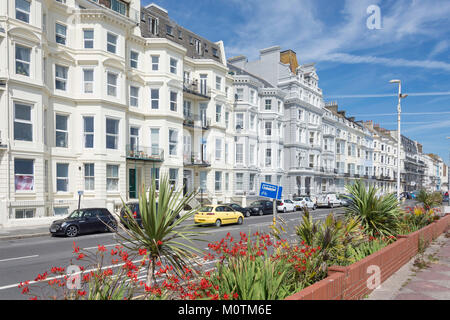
[286,214,450,300]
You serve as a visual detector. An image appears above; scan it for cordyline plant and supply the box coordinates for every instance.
[344,180,401,237]
[115,174,206,287]
[295,208,364,266]
[415,189,443,211]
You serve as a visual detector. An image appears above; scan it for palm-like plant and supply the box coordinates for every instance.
[115,174,205,286]
[416,189,442,211]
[344,180,401,237]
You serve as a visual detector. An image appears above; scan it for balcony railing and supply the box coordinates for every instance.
[183,79,211,99]
[82,0,140,24]
[126,145,164,162]
[183,114,211,130]
[183,152,211,167]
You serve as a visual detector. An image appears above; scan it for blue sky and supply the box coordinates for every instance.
[143,0,450,163]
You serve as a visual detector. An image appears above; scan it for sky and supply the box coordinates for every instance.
[143,0,450,163]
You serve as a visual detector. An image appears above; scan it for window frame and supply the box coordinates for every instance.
[55,23,67,45]
[15,44,31,77]
[84,163,95,191]
[55,64,68,91]
[106,164,119,192]
[56,163,69,192]
[83,116,94,149]
[15,0,31,23]
[107,32,118,54]
[106,118,119,150]
[55,113,68,148]
[14,102,33,142]
[83,29,94,49]
[14,158,34,191]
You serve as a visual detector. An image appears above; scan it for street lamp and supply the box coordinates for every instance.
[389,80,408,201]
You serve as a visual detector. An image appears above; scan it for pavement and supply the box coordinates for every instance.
[367,230,450,300]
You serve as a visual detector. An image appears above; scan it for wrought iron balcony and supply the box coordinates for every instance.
[183,79,211,100]
[126,145,164,162]
[183,114,211,130]
[183,152,211,167]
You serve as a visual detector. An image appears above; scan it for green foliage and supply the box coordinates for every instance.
[295,209,365,266]
[344,180,401,237]
[344,238,388,265]
[115,174,206,285]
[211,251,289,300]
[416,189,442,210]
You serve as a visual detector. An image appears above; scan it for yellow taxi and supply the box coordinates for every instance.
[194,204,244,227]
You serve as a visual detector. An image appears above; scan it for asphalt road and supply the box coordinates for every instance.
[0,205,345,300]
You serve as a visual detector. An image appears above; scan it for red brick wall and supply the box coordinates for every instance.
[286,214,450,300]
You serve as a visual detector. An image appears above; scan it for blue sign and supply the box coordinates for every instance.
[259,183,283,200]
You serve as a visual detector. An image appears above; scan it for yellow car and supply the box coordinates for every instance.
[194,205,244,227]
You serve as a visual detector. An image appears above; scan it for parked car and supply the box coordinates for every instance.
[410,191,420,199]
[400,191,412,200]
[225,203,252,217]
[337,194,352,207]
[317,194,341,208]
[244,200,274,216]
[194,205,244,227]
[50,208,117,237]
[293,197,317,210]
[443,192,449,203]
[276,199,296,212]
[119,202,180,229]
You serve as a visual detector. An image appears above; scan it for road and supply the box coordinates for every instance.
[0,205,349,299]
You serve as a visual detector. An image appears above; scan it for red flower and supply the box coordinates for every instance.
[233,293,239,299]
[73,242,80,253]
[97,245,106,252]
[156,240,163,246]
[139,248,147,256]
[76,253,85,260]
[77,290,86,296]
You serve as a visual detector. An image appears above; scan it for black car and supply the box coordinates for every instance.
[225,203,251,217]
[50,208,117,237]
[120,202,180,228]
[245,200,274,216]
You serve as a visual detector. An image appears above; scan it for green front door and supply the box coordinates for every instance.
[129,168,136,199]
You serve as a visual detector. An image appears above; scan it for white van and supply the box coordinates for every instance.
[317,194,341,208]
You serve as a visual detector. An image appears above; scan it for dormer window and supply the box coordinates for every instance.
[166,24,173,36]
[194,39,201,54]
[148,16,158,35]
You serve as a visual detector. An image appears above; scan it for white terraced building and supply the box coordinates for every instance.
[0,0,235,227]
[0,1,447,229]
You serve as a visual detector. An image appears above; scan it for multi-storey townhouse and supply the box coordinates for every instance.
[363,122,397,194]
[425,153,447,191]
[229,48,324,198]
[324,104,376,194]
[321,107,338,193]
[0,0,144,227]
[388,133,424,192]
[0,1,235,227]
[226,63,286,207]
[139,3,234,206]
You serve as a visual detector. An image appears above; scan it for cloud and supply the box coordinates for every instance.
[224,0,450,71]
[320,53,450,71]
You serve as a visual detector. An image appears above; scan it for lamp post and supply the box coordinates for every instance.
[389,80,408,201]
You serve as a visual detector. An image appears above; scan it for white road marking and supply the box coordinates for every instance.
[0,255,39,263]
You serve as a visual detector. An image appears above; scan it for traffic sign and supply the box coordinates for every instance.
[259,183,283,200]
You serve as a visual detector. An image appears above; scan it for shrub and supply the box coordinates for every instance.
[344,180,401,237]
